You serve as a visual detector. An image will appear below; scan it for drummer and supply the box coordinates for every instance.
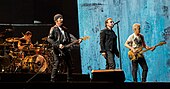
[18,31,34,56]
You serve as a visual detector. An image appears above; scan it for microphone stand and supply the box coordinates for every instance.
[115,23,122,69]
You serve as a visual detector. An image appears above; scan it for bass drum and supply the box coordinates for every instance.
[21,55,48,73]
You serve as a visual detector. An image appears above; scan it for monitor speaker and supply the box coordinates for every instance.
[91,69,125,82]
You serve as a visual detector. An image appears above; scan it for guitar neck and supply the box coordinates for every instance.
[140,48,150,54]
[65,40,79,48]
[139,44,159,54]
[64,36,89,48]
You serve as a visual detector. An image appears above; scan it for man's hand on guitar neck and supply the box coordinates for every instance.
[78,38,83,44]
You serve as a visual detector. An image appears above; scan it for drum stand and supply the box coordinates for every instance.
[13,51,24,73]
[26,64,43,83]
[14,61,22,73]
[25,44,54,82]
[0,42,12,73]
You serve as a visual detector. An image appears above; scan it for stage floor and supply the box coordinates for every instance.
[1,81,170,89]
[0,73,169,89]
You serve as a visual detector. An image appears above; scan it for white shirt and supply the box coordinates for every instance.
[58,26,66,39]
[126,33,143,48]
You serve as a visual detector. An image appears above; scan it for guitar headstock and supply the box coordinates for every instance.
[81,36,90,40]
[157,41,166,46]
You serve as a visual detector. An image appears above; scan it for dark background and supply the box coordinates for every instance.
[0,0,81,73]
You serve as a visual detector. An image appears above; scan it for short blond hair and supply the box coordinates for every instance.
[132,23,140,30]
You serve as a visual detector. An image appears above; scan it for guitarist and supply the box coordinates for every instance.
[47,14,82,82]
[124,23,155,82]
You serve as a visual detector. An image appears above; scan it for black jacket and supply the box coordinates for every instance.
[47,25,78,55]
[47,25,71,47]
[100,28,119,56]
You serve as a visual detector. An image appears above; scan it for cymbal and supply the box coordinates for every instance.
[6,37,20,42]
[21,48,33,50]
[22,48,36,52]
[0,55,6,58]
[22,43,31,45]
[0,43,12,46]
[34,44,48,47]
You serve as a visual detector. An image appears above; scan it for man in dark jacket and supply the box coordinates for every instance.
[100,18,119,69]
[47,14,82,82]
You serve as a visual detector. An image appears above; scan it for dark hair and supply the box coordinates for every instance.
[25,31,32,35]
[54,14,63,21]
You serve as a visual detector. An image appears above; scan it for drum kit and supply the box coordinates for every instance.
[0,36,54,74]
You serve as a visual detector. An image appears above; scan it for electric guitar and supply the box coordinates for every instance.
[128,41,166,61]
[58,36,90,56]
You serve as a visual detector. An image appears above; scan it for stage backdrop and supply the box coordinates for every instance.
[78,0,170,82]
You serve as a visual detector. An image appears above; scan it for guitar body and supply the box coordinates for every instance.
[128,41,166,61]
[128,50,144,61]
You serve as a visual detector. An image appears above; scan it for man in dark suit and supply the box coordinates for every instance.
[100,18,120,69]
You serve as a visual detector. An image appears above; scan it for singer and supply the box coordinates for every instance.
[100,18,120,69]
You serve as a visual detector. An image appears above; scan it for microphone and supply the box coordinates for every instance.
[114,20,120,25]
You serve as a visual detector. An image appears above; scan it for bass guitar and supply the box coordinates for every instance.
[128,41,166,61]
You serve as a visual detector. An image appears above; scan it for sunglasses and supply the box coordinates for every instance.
[109,21,114,23]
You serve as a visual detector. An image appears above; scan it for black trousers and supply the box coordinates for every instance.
[51,49,72,81]
[132,57,148,82]
[105,51,116,69]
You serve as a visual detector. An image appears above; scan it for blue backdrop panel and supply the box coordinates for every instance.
[78,0,170,82]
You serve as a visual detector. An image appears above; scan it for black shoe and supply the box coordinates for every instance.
[142,81,146,83]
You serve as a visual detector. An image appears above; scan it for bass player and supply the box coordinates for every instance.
[124,23,155,82]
